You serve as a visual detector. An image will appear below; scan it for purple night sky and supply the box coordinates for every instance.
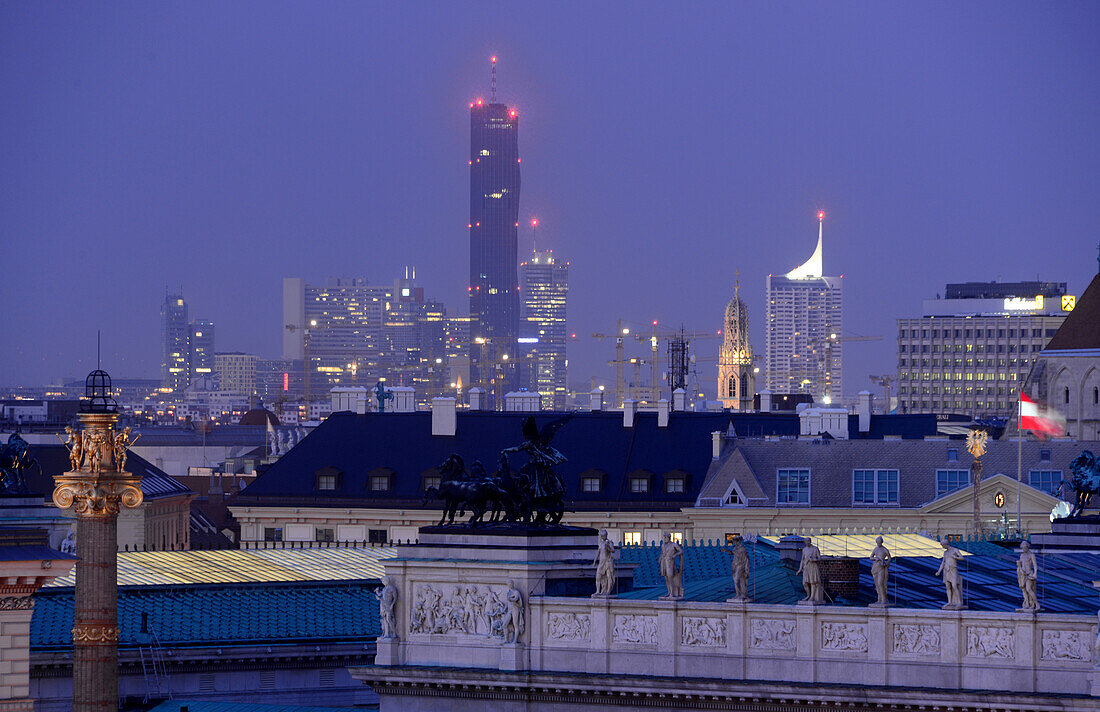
[2,2,1097,395]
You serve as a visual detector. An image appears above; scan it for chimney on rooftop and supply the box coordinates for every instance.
[431,397,456,436]
[672,388,686,412]
[468,387,486,411]
[391,387,415,413]
[589,388,604,412]
[623,399,638,428]
[657,399,670,428]
[759,390,773,413]
[857,390,873,433]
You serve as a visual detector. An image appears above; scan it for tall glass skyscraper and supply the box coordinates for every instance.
[520,251,569,410]
[765,214,844,403]
[468,96,521,407]
[161,293,189,394]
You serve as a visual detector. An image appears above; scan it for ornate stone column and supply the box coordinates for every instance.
[51,372,142,712]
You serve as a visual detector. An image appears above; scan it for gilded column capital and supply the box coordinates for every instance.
[53,411,142,516]
[72,623,120,645]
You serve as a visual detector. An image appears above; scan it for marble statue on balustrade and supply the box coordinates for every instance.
[374,576,398,639]
[869,536,892,608]
[796,536,824,604]
[723,535,751,602]
[1016,541,1039,611]
[659,533,684,600]
[936,540,966,610]
[592,528,617,597]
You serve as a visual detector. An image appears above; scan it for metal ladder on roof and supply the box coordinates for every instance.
[136,612,173,703]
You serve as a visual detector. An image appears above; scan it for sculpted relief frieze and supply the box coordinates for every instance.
[893,624,941,655]
[409,582,523,643]
[820,622,868,653]
[966,626,1015,659]
[612,614,658,645]
[750,618,795,651]
[546,612,591,642]
[1040,630,1091,662]
[681,616,727,647]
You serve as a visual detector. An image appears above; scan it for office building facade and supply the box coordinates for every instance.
[468,98,521,407]
[214,352,257,396]
[189,319,215,384]
[520,250,569,409]
[765,216,843,403]
[161,293,189,394]
[896,280,1071,417]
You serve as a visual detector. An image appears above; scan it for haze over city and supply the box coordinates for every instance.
[1,2,1097,392]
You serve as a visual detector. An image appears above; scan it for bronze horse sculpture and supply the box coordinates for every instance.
[1062,450,1100,517]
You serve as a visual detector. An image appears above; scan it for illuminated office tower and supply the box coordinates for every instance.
[897,281,1070,417]
[765,213,843,403]
[189,319,215,384]
[520,249,569,410]
[161,292,189,394]
[468,57,521,408]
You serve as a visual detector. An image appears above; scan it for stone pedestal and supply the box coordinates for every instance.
[375,637,400,666]
[377,525,635,671]
[1032,515,1100,552]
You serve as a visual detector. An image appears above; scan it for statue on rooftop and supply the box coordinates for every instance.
[374,380,394,413]
[374,576,398,639]
[869,536,892,608]
[659,533,685,599]
[0,432,38,494]
[1063,451,1100,518]
[723,535,751,601]
[112,426,139,473]
[592,528,617,597]
[1016,541,1039,611]
[936,540,966,610]
[499,414,572,525]
[797,536,824,604]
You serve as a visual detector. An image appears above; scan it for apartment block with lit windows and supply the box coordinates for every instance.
[896,281,1073,417]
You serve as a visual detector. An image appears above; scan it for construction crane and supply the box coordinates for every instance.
[869,374,896,413]
[592,320,630,408]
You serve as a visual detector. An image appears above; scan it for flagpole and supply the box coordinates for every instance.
[1017,390,1023,536]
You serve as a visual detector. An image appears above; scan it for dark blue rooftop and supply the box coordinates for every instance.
[234,410,732,510]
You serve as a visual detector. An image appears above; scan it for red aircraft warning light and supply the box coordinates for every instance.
[818,211,825,221]
[490,56,497,64]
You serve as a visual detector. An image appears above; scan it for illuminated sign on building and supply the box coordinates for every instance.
[1062,295,1076,312]
[283,373,289,392]
[1003,295,1044,311]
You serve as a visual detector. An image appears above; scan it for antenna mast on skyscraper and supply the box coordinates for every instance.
[490,55,497,102]
[531,217,539,253]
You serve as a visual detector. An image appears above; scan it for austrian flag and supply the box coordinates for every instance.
[1018,391,1065,438]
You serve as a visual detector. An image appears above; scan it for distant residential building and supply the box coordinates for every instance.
[214,352,257,396]
[1028,271,1100,439]
[897,280,1071,417]
[520,250,569,409]
[765,214,843,403]
[717,283,754,410]
[161,293,189,393]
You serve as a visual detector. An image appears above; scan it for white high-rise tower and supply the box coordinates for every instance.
[765,212,843,403]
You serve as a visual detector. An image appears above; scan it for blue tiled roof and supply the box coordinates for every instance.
[31,581,380,651]
[233,410,732,510]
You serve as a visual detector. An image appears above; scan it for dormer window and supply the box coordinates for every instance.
[665,477,685,494]
[1039,448,1051,462]
[947,448,958,462]
[630,477,649,494]
[581,477,601,493]
[315,466,342,491]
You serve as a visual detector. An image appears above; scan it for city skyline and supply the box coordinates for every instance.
[1,3,1097,394]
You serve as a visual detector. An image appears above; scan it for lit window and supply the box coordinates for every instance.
[630,477,649,493]
[581,477,601,493]
[623,531,642,546]
[935,469,970,497]
[777,469,810,505]
[670,532,684,545]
